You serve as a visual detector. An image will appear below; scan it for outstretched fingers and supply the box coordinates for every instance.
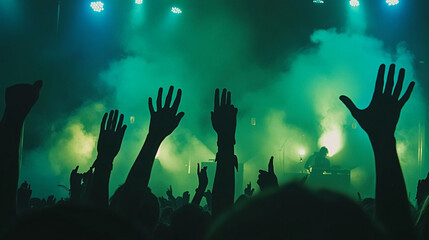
[107,110,114,131]
[111,110,119,131]
[100,113,108,132]
[393,68,405,99]
[117,114,124,131]
[164,86,174,108]
[374,64,386,97]
[339,95,360,119]
[398,81,415,108]
[221,88,227,106]
[148,97,155,114]
[268,156,274,173]
[171,88,182,113]
[384,64,395,95]
[157,87,163,111]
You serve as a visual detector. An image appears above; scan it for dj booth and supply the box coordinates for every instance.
[284,169,351,194]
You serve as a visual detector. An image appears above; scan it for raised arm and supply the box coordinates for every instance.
[0,80,42,225]
[211,88,238,218]
[89,110,127,207]
[191,163,208,206]
[257,156,279,192]
[340,64,415,239]
[125,86,184,189]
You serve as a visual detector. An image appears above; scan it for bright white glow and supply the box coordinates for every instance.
[90,1,104,12]
[135,0,143,4]
[299,149,306,156]
[386,0,399,5]
[313,0,324,3]
[171,7,182,14]
[350,0,360,7]
[250,117,256,126]
[318,128,343,157]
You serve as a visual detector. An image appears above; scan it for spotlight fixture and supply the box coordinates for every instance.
[386,0,399,6]
[350,0,359,7]
[90,1,104,12]
[171,7,182,14]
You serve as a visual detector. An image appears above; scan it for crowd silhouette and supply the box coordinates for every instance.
[0,63,427,239]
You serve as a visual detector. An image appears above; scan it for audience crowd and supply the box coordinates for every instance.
[0,64,427,239]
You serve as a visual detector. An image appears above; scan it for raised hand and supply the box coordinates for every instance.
[17,181,32,212]
[46,195,56,206]
[148,86,184,141]
[257,156,279,191]
[123,86,184,194]
[416,172,429,209]
[340,64,414,139]
[197,163,208,191]
[166,185,175,201]
[69,166,83,201]
[97,110,127,158]
[182,191,190,204]
[211,88,238,143]
[5,80,42,120]
[0,80,42,225]
[244,182,254,197]
[89,110,127,206]
[340,64,415,239]
[192,163,208,206]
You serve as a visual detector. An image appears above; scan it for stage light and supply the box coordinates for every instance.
[349,0,359,7]
[135,0,143,4]
[90,1,104,12]
[299,149,306,156]
[319,128,343,157]
[386,0,399,6]
[171,7,182,14]
[313,0,324,4]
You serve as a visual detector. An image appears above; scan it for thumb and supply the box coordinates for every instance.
[268,156,274,173]
[339,95,359,118]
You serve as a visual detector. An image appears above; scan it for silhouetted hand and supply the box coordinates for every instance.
[17,181,32,212]
[5,80,42,120]
[340,64,416,239]
[340,64,415,139]
[167,185,175,201]
[211,88,238,143]
[46,195,56,206]
[244,182,254,197]
[183,191,190,204]
[257,156,279,191]
[148,86,184,141]
[70,166,83,192]
[416,172,429,208]
[97,110,127,159]
[197,163,208,191]
[80,167,94,199]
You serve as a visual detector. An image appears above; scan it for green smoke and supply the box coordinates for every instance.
[16,1,426,202]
